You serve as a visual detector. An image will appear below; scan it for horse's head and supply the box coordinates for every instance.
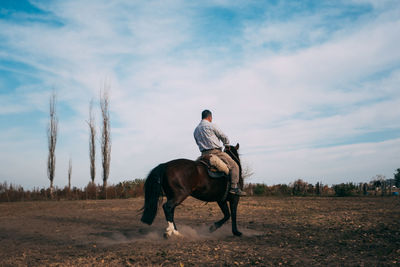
[224,143,240,163]
[224,143,243,188]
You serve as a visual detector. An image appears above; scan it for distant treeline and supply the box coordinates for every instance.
[1,177,399,202]
[246,179,399,197]
[0,179,145,202]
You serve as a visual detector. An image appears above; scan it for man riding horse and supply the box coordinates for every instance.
[141,110,245,237]
[194,110,246,196]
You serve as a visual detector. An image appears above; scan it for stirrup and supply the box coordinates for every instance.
[229,188,247,196]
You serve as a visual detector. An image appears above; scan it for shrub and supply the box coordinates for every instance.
[253,184,267,196]
[291,179,308,196]
[333,183,357,197]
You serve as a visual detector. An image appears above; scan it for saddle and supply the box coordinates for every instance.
[197,154,229,179]
[197,154,231,202]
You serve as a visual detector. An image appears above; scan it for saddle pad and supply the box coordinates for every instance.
[207,169,227,179]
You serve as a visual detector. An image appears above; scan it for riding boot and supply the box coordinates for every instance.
[229,185,246,196]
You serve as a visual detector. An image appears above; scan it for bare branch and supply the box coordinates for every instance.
[242,163,254,180]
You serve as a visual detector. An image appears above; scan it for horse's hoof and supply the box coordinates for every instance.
[233,231,242,237]
[163,232,170,239]
[209,224,217,233]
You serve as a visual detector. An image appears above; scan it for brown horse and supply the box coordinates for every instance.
[141,144,243,237]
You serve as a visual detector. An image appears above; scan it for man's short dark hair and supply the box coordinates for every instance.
[201,109,212,119]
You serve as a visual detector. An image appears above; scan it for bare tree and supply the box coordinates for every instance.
[242,164,254,180]
[87,99,96,184]
[47,90,58,197]
[68,157,72,191]
[100,87,111,195]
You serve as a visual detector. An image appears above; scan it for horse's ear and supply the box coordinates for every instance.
[235,143,239,150]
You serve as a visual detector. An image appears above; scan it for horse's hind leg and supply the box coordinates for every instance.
[162,195,187,238]
[210,201,230,232]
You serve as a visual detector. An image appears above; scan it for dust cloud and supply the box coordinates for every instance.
[96,224,262,246]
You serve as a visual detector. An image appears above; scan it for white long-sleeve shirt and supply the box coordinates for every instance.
[193,119,230,152]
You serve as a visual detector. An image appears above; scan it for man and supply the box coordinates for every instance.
[193,110,246,196]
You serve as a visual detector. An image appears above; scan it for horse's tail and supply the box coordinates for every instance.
[141,163,166,225]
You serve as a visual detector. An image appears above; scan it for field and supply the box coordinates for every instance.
[0,196,399,266]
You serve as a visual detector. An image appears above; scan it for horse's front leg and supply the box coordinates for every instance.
[229,195,242,236]
[210,201,230,232]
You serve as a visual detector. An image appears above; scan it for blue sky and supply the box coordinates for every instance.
[0,0,399,189]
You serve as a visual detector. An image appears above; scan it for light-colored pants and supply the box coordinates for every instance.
[202,149,239,188]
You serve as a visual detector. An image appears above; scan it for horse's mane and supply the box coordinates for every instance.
[224,145,241,165]
[224,144,243,187]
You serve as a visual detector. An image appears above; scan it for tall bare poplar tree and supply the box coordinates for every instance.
[47,90,58,196]
[100,88,111,193]
[87,100,96,184]
[68,157,72,191]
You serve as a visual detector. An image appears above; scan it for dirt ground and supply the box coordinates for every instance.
[0,196,399,266]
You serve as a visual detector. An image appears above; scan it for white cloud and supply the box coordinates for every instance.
[0,1,399,188]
